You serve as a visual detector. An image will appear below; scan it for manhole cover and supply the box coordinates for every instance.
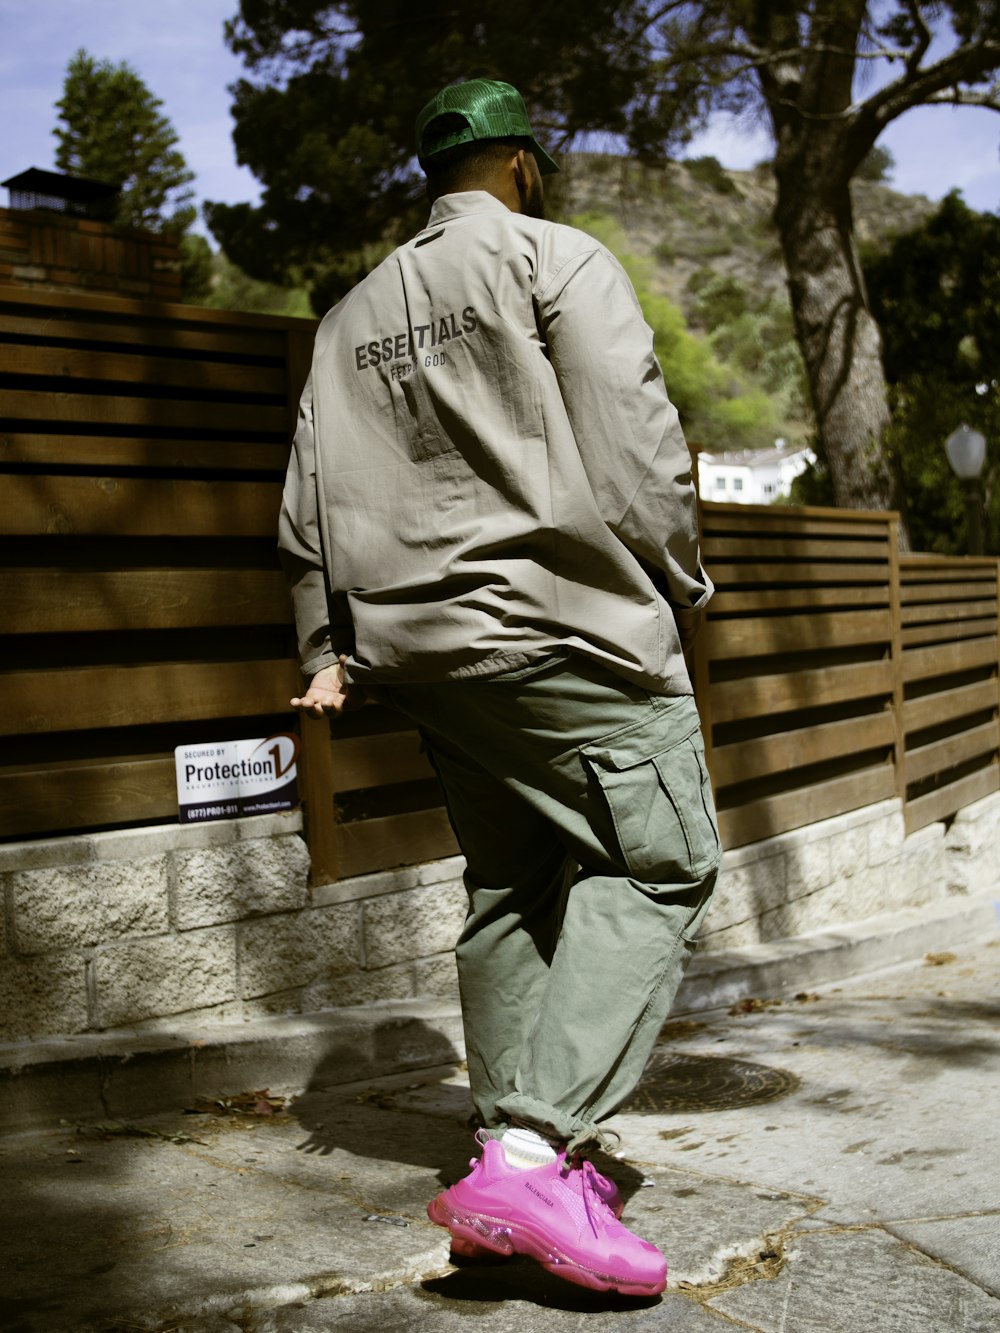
[625,1052,800,1113]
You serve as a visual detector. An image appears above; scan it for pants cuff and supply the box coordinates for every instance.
[494,1093,610,1155]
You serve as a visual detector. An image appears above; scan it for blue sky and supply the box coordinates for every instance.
[1,0,997,236]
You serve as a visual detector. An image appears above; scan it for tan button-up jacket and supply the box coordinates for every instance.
[279,190,711,694]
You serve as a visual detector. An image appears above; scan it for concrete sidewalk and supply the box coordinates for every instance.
[2,936,999,1332]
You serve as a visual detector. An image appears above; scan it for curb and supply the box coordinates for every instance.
[675,891,999,1010]
[0,999,465,1133]
[1,895,995,1133]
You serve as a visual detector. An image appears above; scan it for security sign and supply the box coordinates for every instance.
[174,734,299,824]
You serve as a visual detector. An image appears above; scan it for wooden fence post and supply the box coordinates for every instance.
[298,715,339,887]
[693,475,715,785]
[887,514,907,808]
[285,327,315,442]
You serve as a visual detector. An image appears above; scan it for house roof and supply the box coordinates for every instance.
[698,445,813,470]
[2,167,119,205]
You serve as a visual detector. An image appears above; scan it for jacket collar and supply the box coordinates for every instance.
[426,191,512,226]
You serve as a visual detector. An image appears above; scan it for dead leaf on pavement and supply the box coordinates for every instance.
[185,1089,287,1117]
[729,996,783,1015]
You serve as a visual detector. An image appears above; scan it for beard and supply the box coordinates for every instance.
[520,157,546,218]
[523,177,546,218]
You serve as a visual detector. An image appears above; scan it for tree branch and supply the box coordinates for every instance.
[924,84,1000,111]
[903,0,933,79]
[859,38,1000,136]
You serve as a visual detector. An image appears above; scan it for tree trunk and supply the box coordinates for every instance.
[773,149,910,545]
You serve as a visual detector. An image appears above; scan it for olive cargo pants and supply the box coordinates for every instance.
[380,653,721,1150]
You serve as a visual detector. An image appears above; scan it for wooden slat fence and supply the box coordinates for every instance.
[696,503,902,849]
[897,556,1000,834]
[1,284,998,881]
[0,285,457,882]
[0,286,312,839]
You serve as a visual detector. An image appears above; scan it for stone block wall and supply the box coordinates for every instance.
[0,812,466,1043]
[2,793,997,1044]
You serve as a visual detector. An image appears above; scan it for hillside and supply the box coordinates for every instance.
[550,152,938,322]
[543,152,939,449]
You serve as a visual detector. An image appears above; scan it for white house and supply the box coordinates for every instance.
[696,441,815,504]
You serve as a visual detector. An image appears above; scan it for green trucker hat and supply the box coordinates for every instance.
[416,78,559,174]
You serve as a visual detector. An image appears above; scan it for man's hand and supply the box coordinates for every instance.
[291,655,366,718]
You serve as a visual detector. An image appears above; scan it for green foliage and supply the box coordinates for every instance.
[684,155,737,194]
[864,193,1000,553]
[54,49,195,234]
[857,144,895,183]
[574,213,780,450]
[179,234,215,303]
[208,0,652,300]
[187,250,313,317]
[687,271,810,426]
[786,453,835,507]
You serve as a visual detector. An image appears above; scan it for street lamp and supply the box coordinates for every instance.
[945,424,987,555]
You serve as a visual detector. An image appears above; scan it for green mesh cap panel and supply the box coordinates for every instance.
[416,79,559,174]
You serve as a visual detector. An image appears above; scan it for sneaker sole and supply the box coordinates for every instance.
[427,1193,666,1296]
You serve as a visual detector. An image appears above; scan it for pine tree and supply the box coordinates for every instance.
[54,48,196,235]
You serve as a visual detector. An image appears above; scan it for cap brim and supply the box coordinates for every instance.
[530,140,559,175]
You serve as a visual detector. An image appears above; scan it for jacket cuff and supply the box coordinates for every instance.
[301,650,341,678]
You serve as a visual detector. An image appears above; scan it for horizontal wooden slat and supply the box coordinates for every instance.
[334,807,458,879]
[1,389,287,433]
[709,587,889,614]
[712,713,896,788]
[708,562,890,586]
[901,562,1000,583]
[705,536,890,561]
[903,679,1000,735]
[899,570,998,589]
[710,660,894,725]
[0,308,295,357]
[902,637,998,683]
[900,584,998,611]
[719,765,896,849]
[904,764,1000,835]
[1,476,282,536]
[332,731,434,793]
[900,599,997,624]
[901,618,998,648]
[705,609,891,660]
[1,660,299,734]
[0,282,314,332]
[905,720,1000,786]
[0,433,290,472]
[4,344,287,394]
[0,568,291,633]
[0,757,176,837]
[701,501,893,535]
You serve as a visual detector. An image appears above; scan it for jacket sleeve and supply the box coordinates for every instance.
[277,372,353,677]
[539,246,712,613]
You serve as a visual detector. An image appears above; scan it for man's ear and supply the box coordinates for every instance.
[512,148,532,210]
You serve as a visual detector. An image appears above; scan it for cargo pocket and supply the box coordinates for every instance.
[582,695,720,886]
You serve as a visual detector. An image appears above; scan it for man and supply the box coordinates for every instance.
[280,78,720,1296]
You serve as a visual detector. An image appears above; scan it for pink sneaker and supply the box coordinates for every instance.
[427,1138,666,1295]
[559,1150,624,1219]
[446,1144,624,1259]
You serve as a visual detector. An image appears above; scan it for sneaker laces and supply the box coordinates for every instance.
[563,1154,610,1238]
